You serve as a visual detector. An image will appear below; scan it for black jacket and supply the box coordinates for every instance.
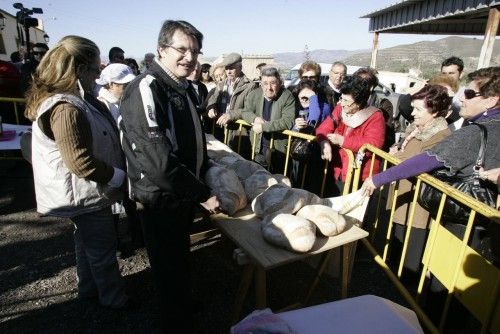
[119,61,210,207]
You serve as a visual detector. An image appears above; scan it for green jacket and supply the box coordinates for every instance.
[240,88,295,153]
[206,74,257,118]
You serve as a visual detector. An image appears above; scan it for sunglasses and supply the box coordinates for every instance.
[32,51,46,56]
[301,76,318,80]
[299,96,309,102]
[463,89,482,100]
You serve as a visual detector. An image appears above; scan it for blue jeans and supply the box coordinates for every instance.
[71,207,127,307]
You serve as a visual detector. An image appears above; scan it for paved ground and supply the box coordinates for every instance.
[0,159,478,333]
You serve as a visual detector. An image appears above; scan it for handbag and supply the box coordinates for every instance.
[290,138,314,161]
[418,122,496,224]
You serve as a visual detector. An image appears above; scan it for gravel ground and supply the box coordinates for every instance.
[0,159,477,333]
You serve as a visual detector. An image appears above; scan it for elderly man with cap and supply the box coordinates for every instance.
[206,52,257,157]
[241,67,295,173]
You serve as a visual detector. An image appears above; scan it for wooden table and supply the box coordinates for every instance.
[212,206,369,322]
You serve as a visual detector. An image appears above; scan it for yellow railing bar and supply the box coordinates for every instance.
[0,97,26,125]
[361,238,439,334]
[226,120,356,197]
[357,143,500,333]
[357,144,500,221]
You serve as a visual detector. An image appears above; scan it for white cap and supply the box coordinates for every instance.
[96,63,136,85]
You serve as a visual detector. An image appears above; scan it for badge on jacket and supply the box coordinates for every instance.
[172,95,184,109]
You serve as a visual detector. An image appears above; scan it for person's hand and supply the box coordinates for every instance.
[252,123,263,134]
[361,177,376,197]
[208,108,217,119]
[320,140,332,161]
[216,113,230,126]
[479,167,500,185]
[253,117,265,125]
[327,133,344,146]
[200,195,220,214]
[295,117,307,129]
[389,145,400,155]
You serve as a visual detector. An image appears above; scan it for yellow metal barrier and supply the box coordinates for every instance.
[225,119,355,197]
[0,97,26,125]
[353,143,500,334]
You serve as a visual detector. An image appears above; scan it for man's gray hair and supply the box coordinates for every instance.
[261,67,281,81]
[332,61,347,73]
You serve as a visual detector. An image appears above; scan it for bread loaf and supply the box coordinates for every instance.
[252,184,325,218]
[261,213,316,253]
[296,205,347,237]
[244,170,292,202]
[204,165,247,215]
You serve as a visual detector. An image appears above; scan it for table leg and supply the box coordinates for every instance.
[231,264,255,324]
[341,243,353,299]
[302,251,333,304]
[255,267,267,309]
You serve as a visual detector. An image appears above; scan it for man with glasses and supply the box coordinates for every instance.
[206,52,257,157]
[20,43,49,95]
[240,67,295,172]
[325,61,347,108]
[119,20,219,332]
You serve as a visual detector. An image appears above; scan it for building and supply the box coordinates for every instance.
[0,8,49,62]
[211,54,274,80]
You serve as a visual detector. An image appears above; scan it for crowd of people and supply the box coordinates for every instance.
[1,17,497,333]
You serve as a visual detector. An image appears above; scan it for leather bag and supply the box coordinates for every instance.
[418,122,496,223]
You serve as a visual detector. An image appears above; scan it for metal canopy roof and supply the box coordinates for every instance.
[361,0,499,35]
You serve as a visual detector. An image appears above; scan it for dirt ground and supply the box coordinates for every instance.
[1,159,478,333]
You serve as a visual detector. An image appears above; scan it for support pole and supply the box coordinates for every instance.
[478,6,499,69]
[370,32,379,69]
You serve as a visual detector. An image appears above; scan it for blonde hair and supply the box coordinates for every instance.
[25,35,100,121]
[427,73,459,93]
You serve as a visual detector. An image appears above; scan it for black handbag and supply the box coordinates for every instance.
[418,122,496,223]
[290,138,314,161]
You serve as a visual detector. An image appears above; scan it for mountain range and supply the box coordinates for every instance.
[273,36,500,78]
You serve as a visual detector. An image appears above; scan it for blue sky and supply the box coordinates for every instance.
[3,0,460,60]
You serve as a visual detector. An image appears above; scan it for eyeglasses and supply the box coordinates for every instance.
[301,76,318,81]
[201,70,209,73]
[165,44,203,57]
[299,96,309,102]
[339,97,355,106]
[463,89,482,100]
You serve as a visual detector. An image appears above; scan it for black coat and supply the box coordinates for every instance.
[119,61,210,207]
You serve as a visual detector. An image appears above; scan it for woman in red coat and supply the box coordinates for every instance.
[316,76,385,194]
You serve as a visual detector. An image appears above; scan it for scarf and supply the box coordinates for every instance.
[97,88,120,121]
[341,106,378,129]
[400,116,448,151]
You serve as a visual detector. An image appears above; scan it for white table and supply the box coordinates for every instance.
[279,294,424,333]
[0,123,31,151]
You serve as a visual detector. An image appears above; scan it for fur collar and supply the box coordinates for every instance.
[404,116,449,142]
